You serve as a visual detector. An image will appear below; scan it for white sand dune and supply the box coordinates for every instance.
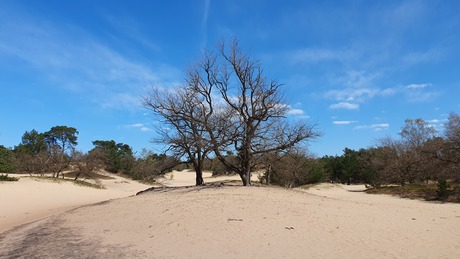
[1,172,460,258]
[0,173,153,233]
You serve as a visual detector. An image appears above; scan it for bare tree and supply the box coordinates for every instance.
[265,149,322,188]
[73,151,103,181]
[144,39,319,186]
[143,85,212,186]
[376,119,439,185]
[428,112,460,179]
[439,113,460,166]
[190,39,319,186]
[377,137,419,185]
[400,118,437,149]
[444,112,460,143]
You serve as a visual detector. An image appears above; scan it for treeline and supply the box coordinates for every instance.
[260,113,460,201]
[1,112,459,201]
[0,126,180,181]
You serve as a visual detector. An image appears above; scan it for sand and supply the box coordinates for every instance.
[0,172,152,234]
[1,171,460,258]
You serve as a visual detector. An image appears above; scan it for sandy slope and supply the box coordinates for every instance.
[1,173,460,258]
[0,173,152,233]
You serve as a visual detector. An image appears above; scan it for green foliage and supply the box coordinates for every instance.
[305,160,326,183]
[366,184,436,200]
[91,140,134,174]
[366,182,460,202]
[321,155,342,182]
[321,148,378,185]
[436,178,449,200]
[0,145,17,173]
[16,129,48,154]
[0,174,19,181]
[13,126,79,177]
[44,125,79,154]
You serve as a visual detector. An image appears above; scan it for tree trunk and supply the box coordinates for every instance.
[195,166,204,186]
[240,168,252,186]
[247,170,252,185]
[266,164,272,185]
[241,174,249,186]
[196,173,204,186]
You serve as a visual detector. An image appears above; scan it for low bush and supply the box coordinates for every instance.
[436,178,449,200]
[366,182,460,203]
[0,174,19,181]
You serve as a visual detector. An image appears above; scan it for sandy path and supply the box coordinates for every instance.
[1,184,459,258]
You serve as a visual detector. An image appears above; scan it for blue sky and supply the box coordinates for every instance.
[1,0,459,157]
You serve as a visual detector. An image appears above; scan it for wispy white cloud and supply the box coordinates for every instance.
[99,93,142,112]
[406,83,431,89]
[329,102,359,110]
[404,83,440,102]
[402,49,443,66]
[140,127,152,132]
[324,81,439,110]
[355,123,390,131]
[127,123,144,128]
[125,123,152,132]
[333,120,358,125]
[323,70,396,108]
[276,104,307,117]
[380,88,398,96]
[201,0,211,47]
[325,88,379,102]
[104,14,161,52]
[334,70,381,89]
[384,0,427,29]
[288,48,356,63]
[287,108,305,115]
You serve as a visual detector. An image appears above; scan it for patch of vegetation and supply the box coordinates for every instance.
[436,178,449,200]
[0,174,19,181]
[63,170,115,180]
[28,176,104,189]
[366,182,460,203]
[298,183,323,190]
[73,179,105,189]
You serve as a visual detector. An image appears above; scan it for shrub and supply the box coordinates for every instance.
[437,178,449,200]
[0,174,19,181]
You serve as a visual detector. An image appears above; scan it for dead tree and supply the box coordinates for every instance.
[145,39,319,186]
[143,86,212,186]
[190,39,320,186]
